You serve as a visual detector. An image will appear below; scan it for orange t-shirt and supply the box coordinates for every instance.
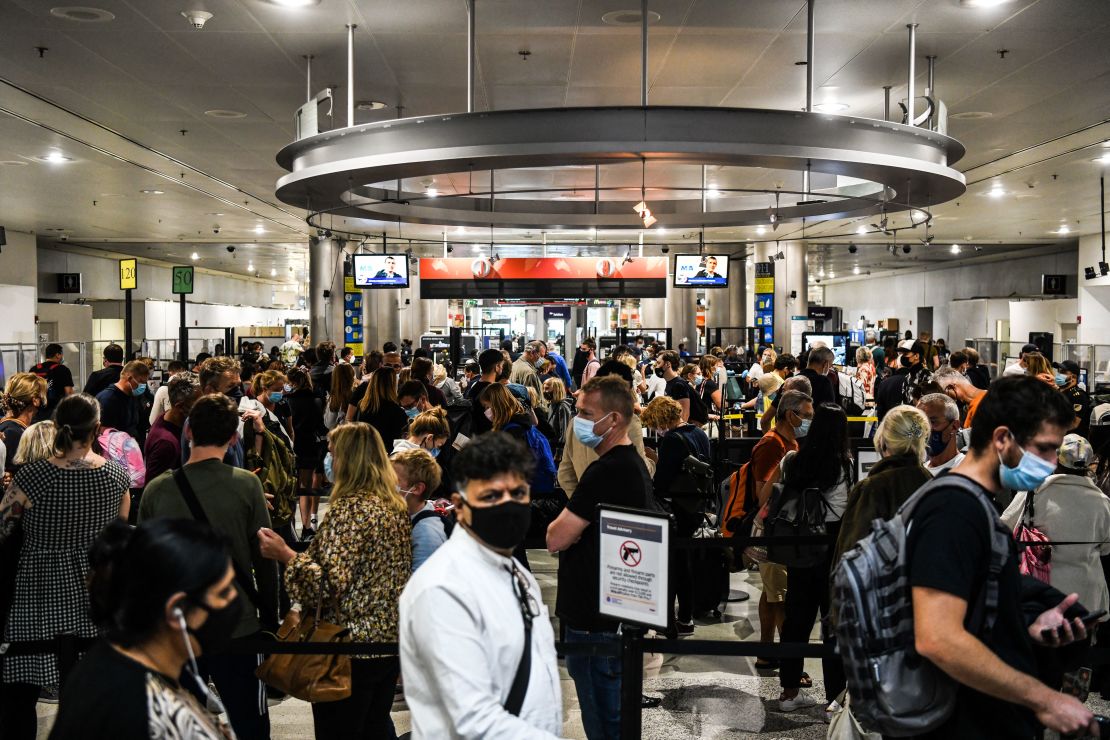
[963,391,985,429]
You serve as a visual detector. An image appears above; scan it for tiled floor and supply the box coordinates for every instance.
[32,546,1110,739]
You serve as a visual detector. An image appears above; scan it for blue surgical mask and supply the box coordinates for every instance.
[132,383,148,397]
[795,418,812,438]
[428,446,440,459]
[534,358,545,370]
[1055,374,1068,387]
[268,391,284,404]
[405,407,420,419]
[283,384,293,393]
[323,452,334,482]
[573,413,612,449]
[693,376,704,387]
[998,434,1056,491]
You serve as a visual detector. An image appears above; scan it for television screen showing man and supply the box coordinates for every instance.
[674,255,728,287]
[353,254,409,287]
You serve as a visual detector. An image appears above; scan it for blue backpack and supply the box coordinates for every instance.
[506,423,558,493]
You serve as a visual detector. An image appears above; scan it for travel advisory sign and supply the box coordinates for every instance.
[598,506,671,630]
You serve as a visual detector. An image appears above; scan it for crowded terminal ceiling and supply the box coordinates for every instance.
[0,0,1108,284]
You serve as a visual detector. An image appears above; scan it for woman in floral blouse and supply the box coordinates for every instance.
[854,346,878,400]
[258,422,411,738]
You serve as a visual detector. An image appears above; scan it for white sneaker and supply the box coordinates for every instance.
[778,692,818,712]
[824,700,842,723]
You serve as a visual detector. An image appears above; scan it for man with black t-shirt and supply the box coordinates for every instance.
[548,375,654,740]
[906,376,1097,738]
[799,345,836,407]
[467,348,510,435]
[1055,360,1092,439]
[657,349,692,422]
[83,342,125,396]
[29,343,75,422]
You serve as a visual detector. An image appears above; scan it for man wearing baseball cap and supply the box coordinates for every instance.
[1000,433,1110,688]
[874,339,933,421]
[1054,360,1091,439]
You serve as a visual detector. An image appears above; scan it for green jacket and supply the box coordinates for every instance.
[833,453,932,567]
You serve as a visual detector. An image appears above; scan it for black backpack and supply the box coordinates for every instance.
[764,452,841,568]
[666,427,714,501]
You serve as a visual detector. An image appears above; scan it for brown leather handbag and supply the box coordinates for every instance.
[256,584,352,703]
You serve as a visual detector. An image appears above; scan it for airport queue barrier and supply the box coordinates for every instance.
[6,533,1110,739]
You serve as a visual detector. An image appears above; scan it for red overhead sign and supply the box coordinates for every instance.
[419,257,668,281]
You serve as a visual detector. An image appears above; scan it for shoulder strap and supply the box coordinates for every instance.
[172,467,261,610]
[504,567,533,716]
[411,509,441,527]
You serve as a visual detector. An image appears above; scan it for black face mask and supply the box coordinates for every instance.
[225,385,244,403]
[465,500,531,551]
[187,596,241,655]
[654,368,665,378]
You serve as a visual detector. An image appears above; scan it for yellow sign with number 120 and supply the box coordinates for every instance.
[119,258,137,290]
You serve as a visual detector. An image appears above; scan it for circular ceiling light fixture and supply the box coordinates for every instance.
[356,100,388,111]
[50,6,115,22]
[950,111,993,120]
[36,152,72,163]
[205,109,247,118]
[276,107,967,233]
[813,102,850,113]
[601,9,661,25]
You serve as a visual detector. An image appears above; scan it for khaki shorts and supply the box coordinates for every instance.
[758,562,788,603]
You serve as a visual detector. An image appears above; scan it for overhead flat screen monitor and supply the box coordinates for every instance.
[353,254,409,288]
[673,254,729,288]
[802,332,850,366]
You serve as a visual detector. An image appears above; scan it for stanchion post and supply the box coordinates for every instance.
[619,625,644,740]
[55,633,81,685]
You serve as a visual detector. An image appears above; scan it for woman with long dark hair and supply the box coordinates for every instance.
[774,402,852,717]
[49,518,238,739]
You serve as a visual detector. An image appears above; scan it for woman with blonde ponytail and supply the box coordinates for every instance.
[0,393,130,737]
[0,373,47,473]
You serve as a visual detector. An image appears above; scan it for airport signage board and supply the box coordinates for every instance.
[172,266,194,295]
[119,259,137,291]
[420,257,668,300]
[597,505,671,631]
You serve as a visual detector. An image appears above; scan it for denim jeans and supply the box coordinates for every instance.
[563,627,621,740]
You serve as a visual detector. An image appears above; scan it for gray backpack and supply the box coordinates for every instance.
[831,474,1011,737]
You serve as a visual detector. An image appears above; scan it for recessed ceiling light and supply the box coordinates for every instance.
[264,0,321,6]
[1057,225,1071,235]
[852,265,860,275]
[601,9,661,25]
[856,225,868,235]
[960,0,1013,7]
[254,225,265,234]
[706,189,721,198]
[425,187,438,198]
[190,252,200,260]
[356,100,388,111]
[36,152,72,163]
[248,263,254,271]
[1091,153,1110,164]
[50,6,115,22]
[205,212,224,216]
[951,243,961,254]
[813,102,850,113]
[828,271,836,279]
[0,160,28,166]
[755,226,767,235]
[140,189,164,195]
[270,268,277,276]
[986,188,1005,198]
[950,111,994,120]
[205,109,247,119]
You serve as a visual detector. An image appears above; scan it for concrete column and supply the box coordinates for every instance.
[403,268,427,344]
[364,287,401,353]
[308,236,346,344]
[775,241,808,354]
[640,295,666,329]
[729,257,747,328]
[666,257,698,351]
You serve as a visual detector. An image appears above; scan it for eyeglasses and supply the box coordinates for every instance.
[509,562,540,624]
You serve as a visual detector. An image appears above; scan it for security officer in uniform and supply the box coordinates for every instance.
[1056,360,1092,439]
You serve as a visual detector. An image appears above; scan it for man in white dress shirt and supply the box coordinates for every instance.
[399,432,565,739]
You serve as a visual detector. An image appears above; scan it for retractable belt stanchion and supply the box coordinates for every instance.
[619,626,645,740]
